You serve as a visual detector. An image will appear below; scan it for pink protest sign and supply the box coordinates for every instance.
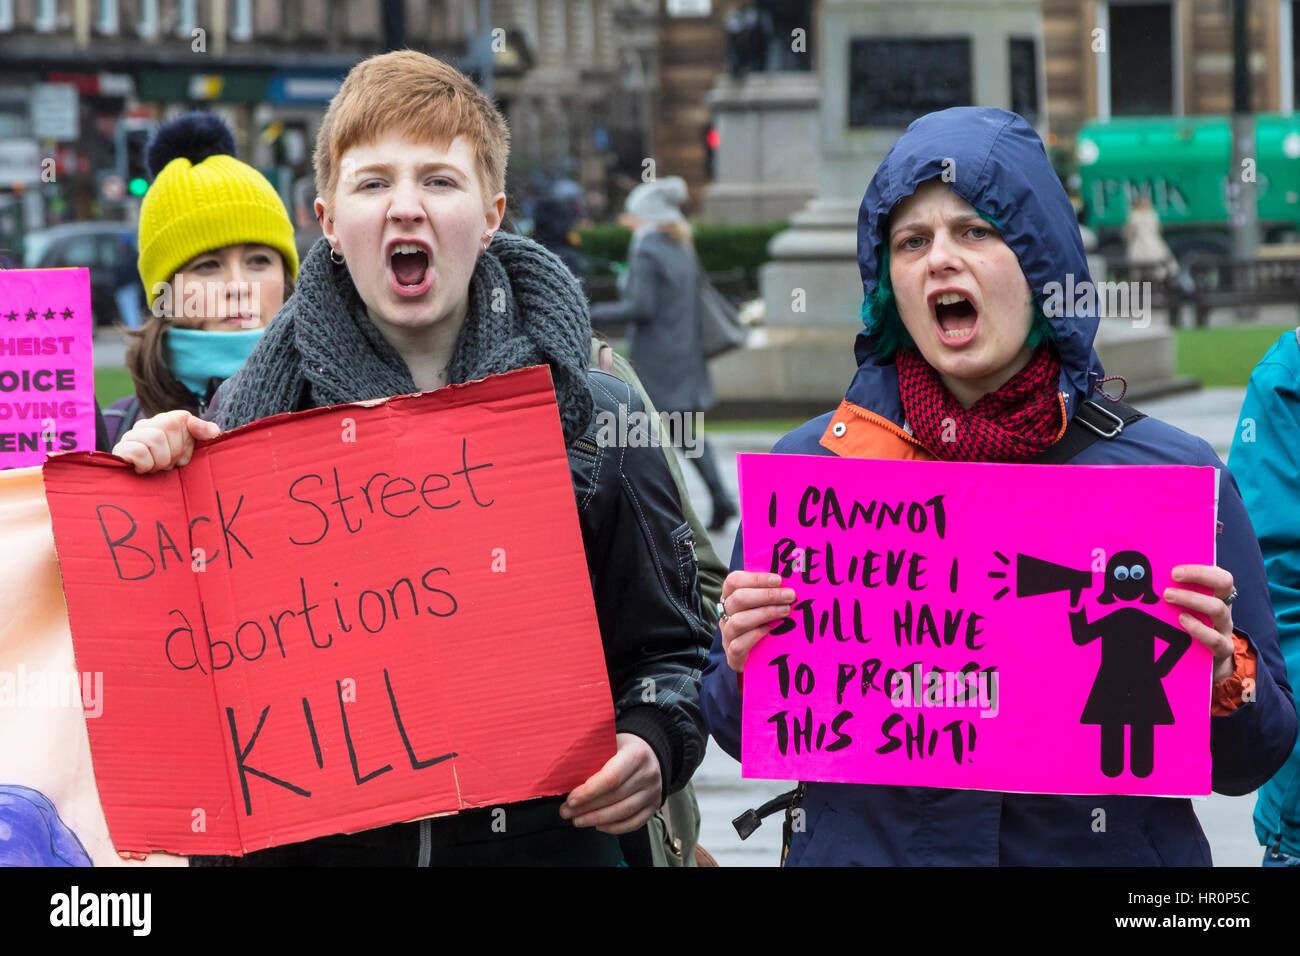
[0,268,94,469]
[738,454,1219,796]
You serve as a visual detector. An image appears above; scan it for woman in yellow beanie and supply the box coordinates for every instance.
[102,113,299,446]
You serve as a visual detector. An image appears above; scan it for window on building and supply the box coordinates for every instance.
[137,0,158,37]
[96,0,118,34]
[667,0,710,15]
[33,0,57,33]
[515,0,538,49]
[1105,1,1174,116]
[177,0,197,38]
[542,0,565,57]
[848,37,972,128]
[231,0,251,40]
[0,0,13,32]
[1009,37,1039,125]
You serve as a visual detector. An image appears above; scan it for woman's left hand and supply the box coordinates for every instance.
[560,733,662,835]
[1164,564,1238,683]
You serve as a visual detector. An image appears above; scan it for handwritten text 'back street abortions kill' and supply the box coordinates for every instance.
[736,453,1218,797]
[43,367,616,856]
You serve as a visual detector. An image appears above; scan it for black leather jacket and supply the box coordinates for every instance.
[197,370,712,865]
[567,370,713,797]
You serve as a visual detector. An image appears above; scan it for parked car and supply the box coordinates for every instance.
[22,222,139,327]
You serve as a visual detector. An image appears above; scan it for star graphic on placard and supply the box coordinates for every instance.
[61,307,73,320]
[25,309,35,321]
[5,311,15,321]
[43,308,54,321]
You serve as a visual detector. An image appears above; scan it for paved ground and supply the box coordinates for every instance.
[679,390,1267,867]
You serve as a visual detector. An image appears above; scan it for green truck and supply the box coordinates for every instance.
[1075,114,1300,260]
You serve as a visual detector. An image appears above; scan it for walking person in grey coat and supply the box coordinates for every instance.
[591,176,738,530]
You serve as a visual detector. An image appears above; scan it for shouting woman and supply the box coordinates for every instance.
[702,108,1295,866]
[112,51,712,865]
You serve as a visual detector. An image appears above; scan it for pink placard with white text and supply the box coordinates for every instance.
[738,453,1218,796]
[0,268,94,469]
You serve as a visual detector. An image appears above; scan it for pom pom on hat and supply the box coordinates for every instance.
[137,112,299,306]
[146,113,237,178]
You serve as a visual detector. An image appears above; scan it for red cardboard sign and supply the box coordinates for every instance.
[42,366,616,856]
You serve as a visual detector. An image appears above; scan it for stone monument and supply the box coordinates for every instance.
[700,70,821,224]
[710,0,1179,415]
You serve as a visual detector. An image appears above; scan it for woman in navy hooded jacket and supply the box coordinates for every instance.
[701,107,1296,866]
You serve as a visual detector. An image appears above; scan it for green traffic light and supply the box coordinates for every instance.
[128,177,149,197]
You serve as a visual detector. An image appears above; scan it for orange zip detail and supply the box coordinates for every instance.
[1052,392,1069,443]
[839,401,927,450]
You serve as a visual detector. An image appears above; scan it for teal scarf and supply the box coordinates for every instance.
[167,327,266,401]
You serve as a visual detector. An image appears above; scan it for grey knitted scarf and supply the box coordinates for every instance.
[215,232,594,443]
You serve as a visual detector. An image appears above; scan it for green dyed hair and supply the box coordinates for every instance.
[861,211,1055,362]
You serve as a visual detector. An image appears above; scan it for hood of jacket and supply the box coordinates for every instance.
[847,107,1104,426]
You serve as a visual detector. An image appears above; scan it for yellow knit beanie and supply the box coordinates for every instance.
[137,114,299,306]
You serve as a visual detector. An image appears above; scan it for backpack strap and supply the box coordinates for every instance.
[101,396,143,450]
[1032,398,1146,464]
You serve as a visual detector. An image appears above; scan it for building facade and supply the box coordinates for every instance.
[0,0,738,252]
[1043,0,1295,151]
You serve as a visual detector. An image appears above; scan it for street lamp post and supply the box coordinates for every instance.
[1230,0,1260,261]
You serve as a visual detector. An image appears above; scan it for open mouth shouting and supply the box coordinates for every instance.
[387,239,433,297]
[929,288,979,345]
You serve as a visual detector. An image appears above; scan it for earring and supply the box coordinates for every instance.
[482,233,494,251]
[329,246,345,265]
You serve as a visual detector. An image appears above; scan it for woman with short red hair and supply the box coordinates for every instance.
[113,50,713,866]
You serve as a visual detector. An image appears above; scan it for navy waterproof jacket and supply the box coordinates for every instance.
[701,108,1297,865]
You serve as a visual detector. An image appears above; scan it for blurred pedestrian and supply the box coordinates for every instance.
[590,176,738,530]
[1123,196,1181,283]
[110,234,144,330]
[532,194,588,290]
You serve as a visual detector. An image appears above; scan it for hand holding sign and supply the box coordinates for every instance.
[561,733,662,834]
[1165,564,1238,683]
[112,409,220,473]
[719,572,796,673]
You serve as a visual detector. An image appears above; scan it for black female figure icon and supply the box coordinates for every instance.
[1069,550,1191,778]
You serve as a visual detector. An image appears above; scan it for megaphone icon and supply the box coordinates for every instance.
[1016,553,1092,606]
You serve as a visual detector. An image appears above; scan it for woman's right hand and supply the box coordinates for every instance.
[112,410,220,474]
[720,571,796,673]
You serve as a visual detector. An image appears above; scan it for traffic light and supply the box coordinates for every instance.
[116,121,155,197]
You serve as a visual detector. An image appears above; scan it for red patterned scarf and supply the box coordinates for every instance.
[895,345,1065,462]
